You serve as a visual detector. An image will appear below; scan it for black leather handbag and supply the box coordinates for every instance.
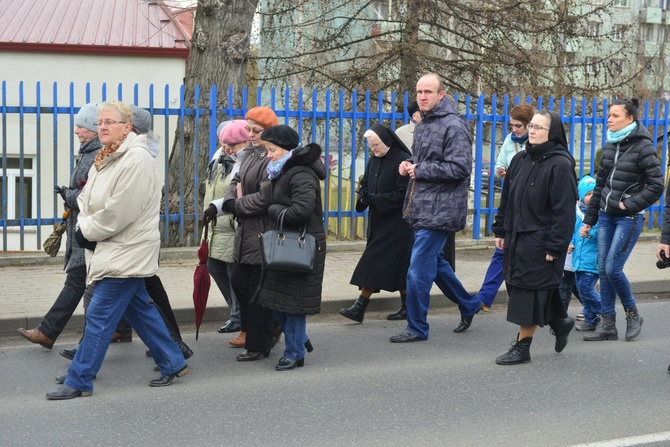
[260,208,316,274]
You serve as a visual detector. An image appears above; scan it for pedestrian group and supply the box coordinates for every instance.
[16,74,670,400]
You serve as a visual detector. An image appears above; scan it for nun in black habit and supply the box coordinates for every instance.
[339,123,414,323]
[492,110,578,365]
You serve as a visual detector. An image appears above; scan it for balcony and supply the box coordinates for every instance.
[640,7,662,24]
[640,41,661,57]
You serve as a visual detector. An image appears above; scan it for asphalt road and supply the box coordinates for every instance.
[1,301,670,447]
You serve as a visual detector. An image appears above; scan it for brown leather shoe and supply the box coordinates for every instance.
[229,331,246,348]
[111,332,132,343]
[17,327,54,349]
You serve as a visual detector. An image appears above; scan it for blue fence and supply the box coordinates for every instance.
[1,81,670,251]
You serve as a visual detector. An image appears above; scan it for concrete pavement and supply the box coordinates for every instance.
[1,235,668,336]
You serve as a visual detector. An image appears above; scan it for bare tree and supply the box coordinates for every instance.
[165,0,259,246]
[255,0,644,99]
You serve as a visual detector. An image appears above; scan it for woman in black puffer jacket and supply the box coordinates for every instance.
[255,125,326,371]
[581,98,663,343]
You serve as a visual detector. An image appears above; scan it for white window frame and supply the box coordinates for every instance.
[612,24,625,41]
[1,157,36,220]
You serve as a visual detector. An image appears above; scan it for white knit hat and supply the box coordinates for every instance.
[75,103,98,132]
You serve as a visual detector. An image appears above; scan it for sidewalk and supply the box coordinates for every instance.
[1,235,667,335]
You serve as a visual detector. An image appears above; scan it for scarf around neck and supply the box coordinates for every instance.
[607,122,637,143]
[510,132,528,144]
[267,150,293,180]
[94,134,128,170]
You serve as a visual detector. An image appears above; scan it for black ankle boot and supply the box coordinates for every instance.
[177,340,193,359]
[496,335,532,365]
[549,317,575,353]
[339,296,370,323]
[387,295,407,321]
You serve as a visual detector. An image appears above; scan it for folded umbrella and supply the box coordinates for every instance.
[193,222,211,340]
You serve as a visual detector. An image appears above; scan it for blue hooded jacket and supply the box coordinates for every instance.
[571,175,598,274]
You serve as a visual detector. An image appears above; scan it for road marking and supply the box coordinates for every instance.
[569,431,670,446]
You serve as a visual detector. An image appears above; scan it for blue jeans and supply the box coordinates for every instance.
[476,247,504,307]
[575,271,601,324]
[405,229,481,339]
[596,211,643,315]
[65,278,186,393]
[273,311,307,361]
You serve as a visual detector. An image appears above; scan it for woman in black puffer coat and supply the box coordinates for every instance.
[581,98,663,343]
[255,125,326,371]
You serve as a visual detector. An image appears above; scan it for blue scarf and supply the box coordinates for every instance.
[607,122,636,143]
[510,131,528,144]
[267,151,293,180]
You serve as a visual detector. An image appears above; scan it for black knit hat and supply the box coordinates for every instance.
[408,101,419,116]
[260,125,301,150]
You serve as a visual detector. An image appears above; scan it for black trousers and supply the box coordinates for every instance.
[231,263,274,352]
[37,265,87,340]
[443,231,456,272]
[145,275,181,340]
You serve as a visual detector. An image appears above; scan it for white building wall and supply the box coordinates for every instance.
[0,51,186,251]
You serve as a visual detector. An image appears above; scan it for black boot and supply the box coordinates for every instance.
[549,317,575,353]
[387,294,407,321]
[495,335,532,365]
[624,307,643,341]
[583,313,618,341]
[177,340,193,360]
[339,296,370,323]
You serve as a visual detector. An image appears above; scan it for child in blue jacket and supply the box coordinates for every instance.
[568,175,602,331]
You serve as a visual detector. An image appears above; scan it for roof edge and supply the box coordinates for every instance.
[0,42,189,58]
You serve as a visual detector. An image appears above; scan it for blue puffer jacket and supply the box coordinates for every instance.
[571,203,598,274]
[402,97,472,231]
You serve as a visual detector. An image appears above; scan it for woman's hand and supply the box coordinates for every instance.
[619,201,626,210]
[567,244,574,254]
[546,254,555,262]
[495,237,504,251]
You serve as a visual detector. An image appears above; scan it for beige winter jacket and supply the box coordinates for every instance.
[202,148,236,263]
[77,132,161,284]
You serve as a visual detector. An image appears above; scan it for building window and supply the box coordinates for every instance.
[588,21,600,37]
[585,57,597,75]
[658,27,667,44]
[640,24,654,41]
[612,25,625,41]
[372,1,390,20]
[371,1,390,37]
[644,60,653,76]
[0,157,35,220]
[612,0,628,6]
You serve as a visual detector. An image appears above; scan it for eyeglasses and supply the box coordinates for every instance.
[509,123,524,129]
[526,123,549,131]
[94,120,127,127]
[245,126,263,134]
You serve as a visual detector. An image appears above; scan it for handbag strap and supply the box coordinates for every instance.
[275,208,307,238]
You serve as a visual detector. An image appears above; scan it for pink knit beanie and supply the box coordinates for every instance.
[219,120,249,145]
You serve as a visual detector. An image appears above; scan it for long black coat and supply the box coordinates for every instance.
[492,143,577,290]
[255,143,327,315]
[350,144,413,291]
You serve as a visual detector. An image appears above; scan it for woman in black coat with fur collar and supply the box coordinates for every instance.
[255,125,326,371]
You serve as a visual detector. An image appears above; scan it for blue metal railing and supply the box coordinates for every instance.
[1,80,669,250]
